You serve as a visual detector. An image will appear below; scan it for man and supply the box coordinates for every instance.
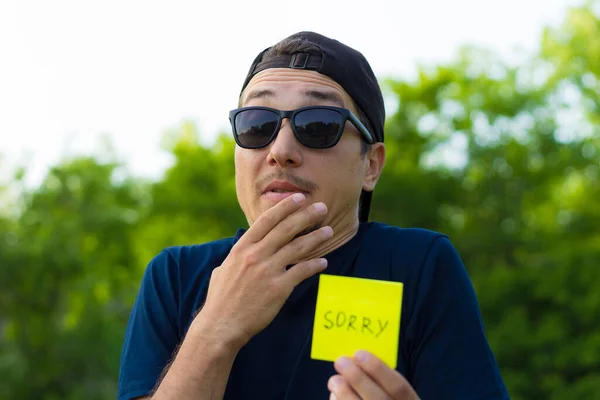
[118,32,509,399]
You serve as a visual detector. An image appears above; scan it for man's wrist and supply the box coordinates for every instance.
[151,309,241,400]
[189,308,247,353]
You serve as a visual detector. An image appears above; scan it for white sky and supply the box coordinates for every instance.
[0,0,585,187]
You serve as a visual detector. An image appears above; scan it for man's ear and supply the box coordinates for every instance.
[363,143,386,191]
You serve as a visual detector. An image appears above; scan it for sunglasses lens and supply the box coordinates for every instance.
[294,108,343,148]
[234,109,279,148]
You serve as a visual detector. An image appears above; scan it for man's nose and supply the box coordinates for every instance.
[266,119,303,167]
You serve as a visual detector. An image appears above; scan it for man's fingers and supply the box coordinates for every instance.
[281,257,328,289]
[261,201,328,253]
[334,356,391,400]
[276,225,333,270]
[242,193,306,243]
[328,375,361,400]
[353,351,419,399]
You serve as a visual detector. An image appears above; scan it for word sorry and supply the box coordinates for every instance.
[322,310,389,338]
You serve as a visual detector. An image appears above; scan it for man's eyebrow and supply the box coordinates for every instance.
[303,90,345,107]
[244,89,275,104]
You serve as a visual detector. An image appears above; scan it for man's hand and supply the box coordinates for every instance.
[328,351,420,400]
[197,192,332,349]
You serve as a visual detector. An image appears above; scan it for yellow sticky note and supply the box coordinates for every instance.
[311,274,403,369]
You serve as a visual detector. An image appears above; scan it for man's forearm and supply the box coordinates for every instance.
[151,315,240,400]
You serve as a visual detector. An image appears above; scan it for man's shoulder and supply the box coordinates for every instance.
[162,235,238,264]
[361,222,455,280]
[145,232,241,281]
[365,221,448,249]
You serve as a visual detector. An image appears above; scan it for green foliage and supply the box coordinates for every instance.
[373,4,600,398]
[0,158,150,399]
[1,2,599,399]
[139,122,246,254]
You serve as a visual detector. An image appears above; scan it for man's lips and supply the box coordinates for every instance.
[263,180,308,194]
[262,180,309,202]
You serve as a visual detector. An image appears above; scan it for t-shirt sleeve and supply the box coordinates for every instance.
[118,249,180,400]
[404,236,509,399]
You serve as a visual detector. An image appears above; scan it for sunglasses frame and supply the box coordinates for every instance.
[229,105,375,149]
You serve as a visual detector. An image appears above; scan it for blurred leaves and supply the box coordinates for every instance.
[1,2,599,399]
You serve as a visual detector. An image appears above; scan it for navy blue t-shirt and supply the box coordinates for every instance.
[118,222,509,399]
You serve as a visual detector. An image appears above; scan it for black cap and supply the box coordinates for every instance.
[239,31,385,222]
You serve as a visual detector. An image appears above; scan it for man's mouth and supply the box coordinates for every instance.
[263,180,307,194]
[269,189,296,193]
[261,180,309,202]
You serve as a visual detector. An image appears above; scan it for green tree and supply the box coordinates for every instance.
[134,122,246,266]
[0,158,148,399]
[372,2,600,398]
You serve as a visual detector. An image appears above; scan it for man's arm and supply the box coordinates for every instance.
[404,236,508,399]
[325,235,508,399]
[122,193,333,400]
[133,317,238,400]
[147,313,239,399]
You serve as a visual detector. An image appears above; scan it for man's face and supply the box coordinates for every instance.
[234,68,382,231]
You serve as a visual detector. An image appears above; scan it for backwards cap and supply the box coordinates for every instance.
[239,31,385,222]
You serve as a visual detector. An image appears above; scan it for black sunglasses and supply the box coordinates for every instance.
[229,106,374,149]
